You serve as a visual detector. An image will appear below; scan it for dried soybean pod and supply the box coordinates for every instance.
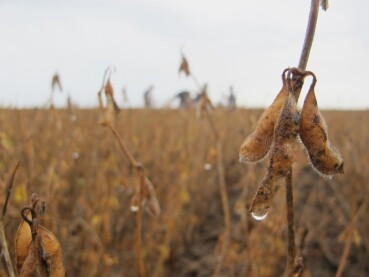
[249,70,301,219]
[239,68,289,163]
[142,177,161,216]
[300,72,344,177]
[15,197,45,272]
[38,227,65,276]
[267,84,301,179]
[16,207,65,276]
[19,207,47,277]
[15,209,33,273]
[249,175,279,220]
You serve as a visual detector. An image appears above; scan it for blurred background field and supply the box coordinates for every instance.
[0,107,367,276]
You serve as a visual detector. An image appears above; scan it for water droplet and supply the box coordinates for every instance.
[130,205,139,212]
[250,210,269,221]
[204,163,212,171]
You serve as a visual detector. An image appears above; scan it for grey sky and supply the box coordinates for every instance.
[0,0,368,109]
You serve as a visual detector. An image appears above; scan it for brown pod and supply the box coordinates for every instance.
[239,68,289,163]
[16,208,65,276]
[250,74,301,219]
[249,175,280,220]
[143,177,161,216]
[267,90,300,178]
[299,72,344,177]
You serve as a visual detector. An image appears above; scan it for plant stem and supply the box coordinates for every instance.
[335,200,363,277]
[2,161,20,220]
[106,124,146,276]
[108,124,138,167]
[189,73,231,275]
[285,169,296,277]
[298,0,320,71]
[204,106,231,277]
[0,161,20,277]
[135,169,146,277]
[285,1,319,276]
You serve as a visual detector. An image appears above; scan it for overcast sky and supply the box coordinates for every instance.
[0,0,368,109]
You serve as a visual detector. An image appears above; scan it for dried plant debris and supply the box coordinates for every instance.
[98,67,120,126]
[51,73,63,93]
[239,68,289,163]
[196,84,213,119]
[15,195,65,277]
[178,55,190,77]
[130,177,161,217]
[299,71,344,178]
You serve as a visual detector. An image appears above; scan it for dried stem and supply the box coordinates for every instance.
[190,74,231,276]
[335,200,363,277]
[107,124,138,167]
[0,161,20,277]
[285,1,320,276]
[204,108,231,276]
[212,139,231,277]
[2,160,20,220]
[135,167,146,277]
[285,169,296,277]
[106,123,146,276]
[298,0,320,71]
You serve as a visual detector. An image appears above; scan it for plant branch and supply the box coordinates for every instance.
[106,123,147,276]
[335,200,363,277]
[0,161,20,277]
[285,169,296,277]
[188,70,231,276]
[135,167,146,277]
[107,123,139,167]
[2,160,20,220]
[285,1,320,276]
[298,0,320,71]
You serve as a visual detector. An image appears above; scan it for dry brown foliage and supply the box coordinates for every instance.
[0,107,367,276]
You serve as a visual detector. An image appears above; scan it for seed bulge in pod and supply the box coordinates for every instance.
[239,68,289,163]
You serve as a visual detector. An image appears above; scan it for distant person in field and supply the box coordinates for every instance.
[144,85,154,108]
[228,86,236,109]
[175,91,192,110]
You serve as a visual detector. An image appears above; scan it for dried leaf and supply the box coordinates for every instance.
[143,177,161,216]
[179,55,190,76]
[99,78,120,126]
[51,74,63,92]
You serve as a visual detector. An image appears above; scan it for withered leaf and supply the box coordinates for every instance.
[51,74,63,92]
[179,55,190,77]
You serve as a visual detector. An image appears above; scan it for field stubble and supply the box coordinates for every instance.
[0,108,368,276]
